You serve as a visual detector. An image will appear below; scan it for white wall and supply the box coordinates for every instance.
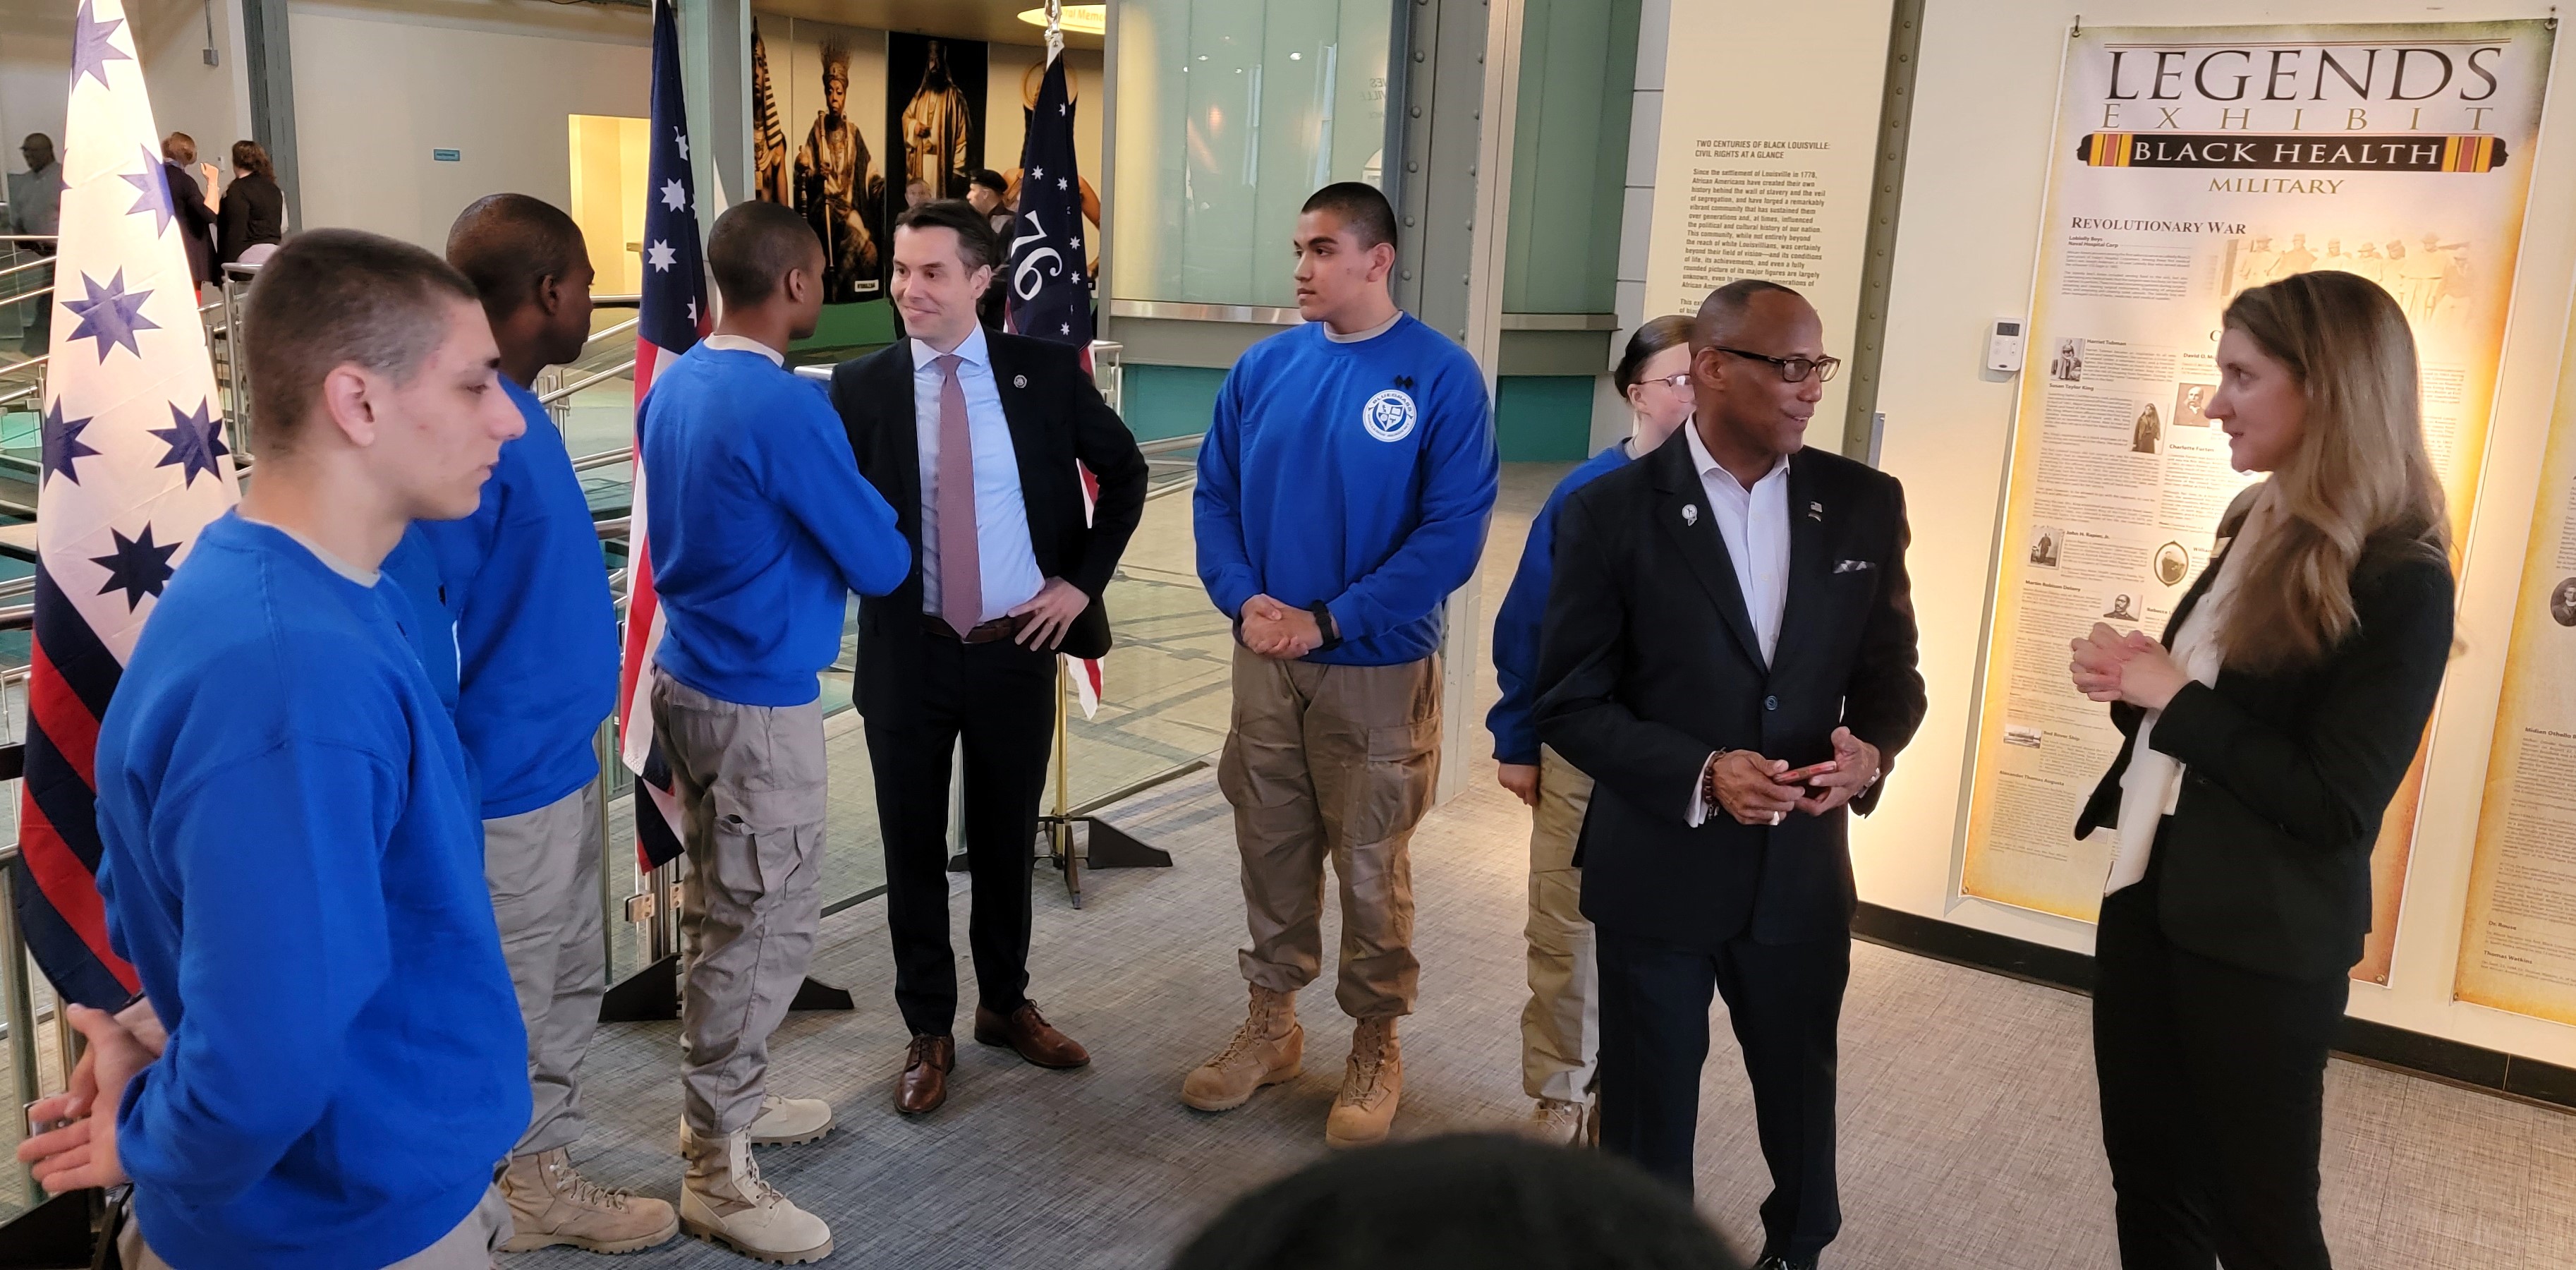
[1843,0,2576,1067]
[287,2,649,249]
[1,0,249,180]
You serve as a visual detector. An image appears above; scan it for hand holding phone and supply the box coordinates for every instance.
[1775,759,1839,788]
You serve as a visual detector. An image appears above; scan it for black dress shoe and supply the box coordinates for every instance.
[1754,1257,1818,1270]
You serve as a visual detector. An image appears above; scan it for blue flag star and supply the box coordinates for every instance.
[40,401,101,486]
[71,0,130,91]
[63,270,159,363]
[150,399,230,486]
[91,524,182,610]
[123,145,175,234]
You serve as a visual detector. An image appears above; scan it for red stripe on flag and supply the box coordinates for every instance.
[27,640,99,791]
[18,799,139,996]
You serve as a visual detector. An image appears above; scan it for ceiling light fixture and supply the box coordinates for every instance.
[1017,4,1108,36]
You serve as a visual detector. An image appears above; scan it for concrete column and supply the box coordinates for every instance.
[238,0,298,229]
[678,0,751,216]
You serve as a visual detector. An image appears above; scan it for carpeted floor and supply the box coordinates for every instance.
[526,756,2575,1270]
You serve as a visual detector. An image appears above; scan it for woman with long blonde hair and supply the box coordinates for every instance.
[2066,270,2454,1269]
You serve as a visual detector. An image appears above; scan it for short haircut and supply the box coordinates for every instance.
[1301,181,1398,252]
[245,229,479,452]
[231,139,274,180]
[970,168,1008,195]
[905,176,930,192]
[706,200,822,309]
[446,193,587,324]
[1692,278,1802,347]
[1170,1134,1744,1270]
[894,199,1000,272]
[162,132,195,163]
[1614,314,1696,394]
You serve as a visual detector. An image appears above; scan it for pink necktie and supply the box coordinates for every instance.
[934,353,982,638]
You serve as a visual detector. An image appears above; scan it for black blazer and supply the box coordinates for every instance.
[828,330,1147,715]
[2075,499,2453,981]
[1535,432,1926,948]
[217,174,284,265]
[164,162,219,286]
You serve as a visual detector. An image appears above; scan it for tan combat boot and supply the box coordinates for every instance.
[1180,984,1304,1111]
[1325,1016,1403,1148]
[497,1149,680,1254]
[677,1093,836,1155]
[680,1130,833,1264]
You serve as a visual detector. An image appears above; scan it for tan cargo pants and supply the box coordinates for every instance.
[651,675,827,1137]
[120,1185,510,1269]
[1522,745,1600,1102]
[483,782,606,1156]
[1219,648,1440,1020]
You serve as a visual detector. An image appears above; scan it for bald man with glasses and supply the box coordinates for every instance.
[1532,279,1925,1270]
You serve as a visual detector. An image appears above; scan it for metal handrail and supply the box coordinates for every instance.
[539,358,637,407]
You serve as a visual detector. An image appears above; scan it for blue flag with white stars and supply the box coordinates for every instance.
[1004,12,1093,355]
[20,0,240,1010]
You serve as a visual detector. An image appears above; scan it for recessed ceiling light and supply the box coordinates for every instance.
[1016,4,1107,35]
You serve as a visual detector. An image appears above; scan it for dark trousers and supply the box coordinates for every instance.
[864,634,1056,1037]
[2094,863,2347,1269]
[1597,926,1849,1263]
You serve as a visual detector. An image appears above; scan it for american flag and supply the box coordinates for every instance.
[615,0,708,870]
[1005,3,1105,719]
[15,0,238,1008]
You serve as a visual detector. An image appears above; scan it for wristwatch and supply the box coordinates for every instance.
[1308,601,1343,653]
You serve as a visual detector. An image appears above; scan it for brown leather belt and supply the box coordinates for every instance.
[923,612,1026,644]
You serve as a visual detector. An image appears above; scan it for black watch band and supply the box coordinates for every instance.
[1308,601,1343,652]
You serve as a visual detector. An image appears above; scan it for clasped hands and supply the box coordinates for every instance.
[1237,594,1324,660]
[16,1000,163,1195]
[1707,726,1882,826]
[2067,622,2189,710]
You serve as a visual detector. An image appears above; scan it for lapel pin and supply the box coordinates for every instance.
[1013,374,1028,388]
[1682,504,1699,526]
[1808,501,1824,521]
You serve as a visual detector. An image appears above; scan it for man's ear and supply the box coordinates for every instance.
[1692,344,1725,392]
[534,272,564,320]
[318,364,378,447]
[1368,241,1396,283]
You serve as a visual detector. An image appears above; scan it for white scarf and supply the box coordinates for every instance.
[2105,485,2273,895]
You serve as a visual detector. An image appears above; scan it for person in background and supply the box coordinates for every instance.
[1183,181,1499,1148]
[904,176,932,211]
[828,198,1147,1118]
[966,167,1012,236]
[1535,279,1925,1270]
[15,229,530,1267]
[217,140,285,267]
[6,133,60,353]
[1488,313,1696,1145]
[641,200,910,1263]
[159,133,219,291]
[2070,270,2455,1270]
[432,193,677,1254]
[966,171,1014,329]
[1169,1134,1746,1270]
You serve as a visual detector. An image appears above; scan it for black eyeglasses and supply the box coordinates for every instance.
[1712,346,1842,384]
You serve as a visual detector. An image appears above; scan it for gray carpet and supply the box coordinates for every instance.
[524,761,2575,1270]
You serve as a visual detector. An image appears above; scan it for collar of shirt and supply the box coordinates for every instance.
[700,333,784,366]
[912,323,991,373]
[1682,420,1792,494]
[1320,310,1404,344]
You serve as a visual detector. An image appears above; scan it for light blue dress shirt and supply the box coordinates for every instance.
[912,325,1045,624]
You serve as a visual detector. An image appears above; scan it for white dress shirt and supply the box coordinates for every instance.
[700,333,784,365]
[1683,422,1793,827]
[912,325,1044,624]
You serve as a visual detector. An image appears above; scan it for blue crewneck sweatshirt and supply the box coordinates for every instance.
[641,344,910,706]
[1488,440,1636,766]
[413,377,619,816]
[95,513,528,1269]
[1195,313,1499,667]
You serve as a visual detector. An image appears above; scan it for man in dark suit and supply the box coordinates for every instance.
[1535,279,1926,1270]
[830,199,1147,1115]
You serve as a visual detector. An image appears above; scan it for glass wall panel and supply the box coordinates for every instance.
[1112,0,1392,307]
[1501,0,1639,315]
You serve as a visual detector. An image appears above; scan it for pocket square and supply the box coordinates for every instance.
[1833,559,1877,574]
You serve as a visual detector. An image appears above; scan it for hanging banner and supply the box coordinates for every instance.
[1958,21,2555,981]
[2457,328,2576,1027]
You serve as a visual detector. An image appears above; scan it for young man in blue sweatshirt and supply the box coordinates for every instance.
[640,200,909,1263]
[1184,183,1499,1147]
[431,194,676,1253]
[1486,315,1696,1145]
[20,230,532,1267]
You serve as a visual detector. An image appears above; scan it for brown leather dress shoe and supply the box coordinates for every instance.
[972,1000,1091,1069]
[895,1034,954,1115]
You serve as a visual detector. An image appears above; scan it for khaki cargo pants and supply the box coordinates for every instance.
[652,675,827,1137]
[1220,648,1440,1020]
[483,782,607,1156]
[120,1186,510,1269]
[1522,745,1600,1102]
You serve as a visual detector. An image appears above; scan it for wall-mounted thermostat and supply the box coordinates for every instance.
[1986,318,2027,373]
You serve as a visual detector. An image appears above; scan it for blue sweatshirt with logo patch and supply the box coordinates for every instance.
[1194,313,1499,667]
[1488,439,1635,766]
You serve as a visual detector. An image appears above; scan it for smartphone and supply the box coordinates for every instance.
[24,1101,71,1136]
[1777,759,1839,785]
